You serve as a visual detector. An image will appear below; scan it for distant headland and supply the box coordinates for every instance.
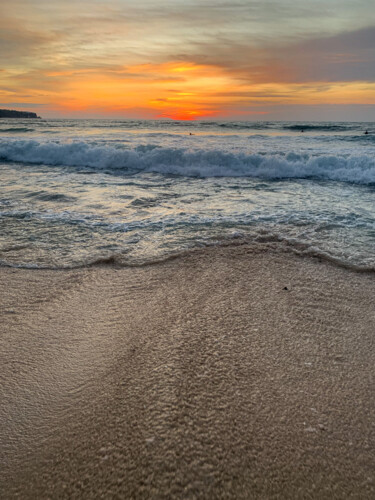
[0,109,41,119]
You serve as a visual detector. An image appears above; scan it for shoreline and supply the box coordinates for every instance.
[1,237,375,274]
[1,246,374,498]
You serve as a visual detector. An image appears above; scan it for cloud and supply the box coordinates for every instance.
[179,25,375,84]
[1,0,375,119]
[1,1,374,70]
[0,23,59,67]
[0,102,47,108]
[274,26,375,83]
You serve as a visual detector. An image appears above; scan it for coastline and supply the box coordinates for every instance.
[1,245,374,498]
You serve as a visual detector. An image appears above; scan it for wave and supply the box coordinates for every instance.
[24,191,77,202]
[0,127,35,133]
[200,121,361,132]
[199,121,272,130]
[1,139,375,184]
[283,124,353,132]
[1,236,374,272]
[339,134,375,143]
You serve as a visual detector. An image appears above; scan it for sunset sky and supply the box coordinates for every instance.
[1,0,374,120]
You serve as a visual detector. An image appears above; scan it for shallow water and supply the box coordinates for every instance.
[0,118,374,269]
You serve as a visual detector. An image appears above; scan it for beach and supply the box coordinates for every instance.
[2,0,375,495]
[1,245,374,499]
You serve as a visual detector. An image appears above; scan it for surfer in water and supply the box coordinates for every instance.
[364,130,369,135]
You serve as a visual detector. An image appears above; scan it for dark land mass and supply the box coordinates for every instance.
[0,109,41,119]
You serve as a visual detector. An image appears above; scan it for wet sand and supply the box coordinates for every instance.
[1,245,375,499]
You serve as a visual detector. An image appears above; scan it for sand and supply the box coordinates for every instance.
[1,245,375,499]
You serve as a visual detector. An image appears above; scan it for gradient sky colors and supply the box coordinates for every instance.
[1,0,375,120]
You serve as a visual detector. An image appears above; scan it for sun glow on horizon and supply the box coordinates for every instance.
[39,65,375,120]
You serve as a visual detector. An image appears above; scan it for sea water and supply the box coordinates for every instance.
[0,119,374,270]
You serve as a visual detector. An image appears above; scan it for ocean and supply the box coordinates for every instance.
[0,118,374,270]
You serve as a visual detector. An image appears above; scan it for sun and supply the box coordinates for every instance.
[158,109,217,121]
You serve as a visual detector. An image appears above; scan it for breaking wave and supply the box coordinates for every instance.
[1,139,375,184]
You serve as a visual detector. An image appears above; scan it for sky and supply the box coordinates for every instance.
[0,0,375,120]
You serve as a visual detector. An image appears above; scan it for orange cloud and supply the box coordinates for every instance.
[2,59,375,119]
[42,61,234,119]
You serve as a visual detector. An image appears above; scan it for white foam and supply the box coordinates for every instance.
[1,139,375,184]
